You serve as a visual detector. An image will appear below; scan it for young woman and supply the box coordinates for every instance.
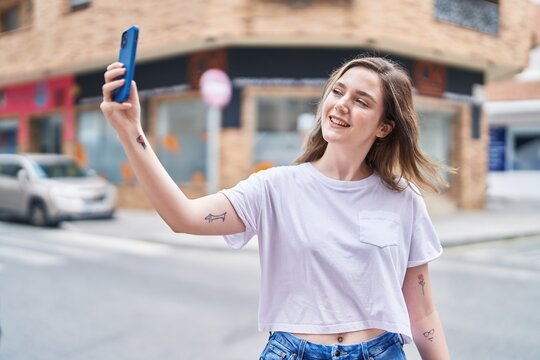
[101,56,451,360]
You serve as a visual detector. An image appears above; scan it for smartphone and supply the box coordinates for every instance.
[112,25,139,103]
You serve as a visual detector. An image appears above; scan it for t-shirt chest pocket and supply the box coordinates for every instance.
[358,211,401,247]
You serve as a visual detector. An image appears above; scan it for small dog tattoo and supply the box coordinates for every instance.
[205,212,227,223]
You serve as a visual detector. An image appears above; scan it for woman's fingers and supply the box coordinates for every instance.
[128,81,139,103]
[106,62,124,71]
[104,67,126,83]
[102,79,125,102]
[100,101,132,113]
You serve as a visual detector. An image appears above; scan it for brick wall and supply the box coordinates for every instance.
[415,95,488,210]
[0,0,533,85]
[486,80,540,101]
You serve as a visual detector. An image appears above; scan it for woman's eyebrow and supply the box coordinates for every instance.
[356,90,377,104]
[335,81,377,104]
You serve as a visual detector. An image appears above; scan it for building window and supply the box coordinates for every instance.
[77,109,127,183]
[417,109,455,181]
[0,5,20,32]
[0,119,18,154]
[155,97,207,184]
[0,1,32,33]
[512,131,540,171]
[254,96,318,168]
[434,0,499,35]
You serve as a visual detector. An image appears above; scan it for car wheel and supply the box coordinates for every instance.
[28,202,58,227]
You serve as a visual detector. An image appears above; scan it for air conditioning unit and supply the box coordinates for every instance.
[70,0,91,9]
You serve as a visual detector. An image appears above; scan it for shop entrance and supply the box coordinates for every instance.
[417,109,456,182]
[29,114,62,153]
[0,118,18,153]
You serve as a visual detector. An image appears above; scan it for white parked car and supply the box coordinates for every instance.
[0,153,117,227]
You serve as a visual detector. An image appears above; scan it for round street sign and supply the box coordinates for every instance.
[199,69,232,108]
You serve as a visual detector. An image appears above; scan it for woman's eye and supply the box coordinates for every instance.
[356,99,368,107]
[332,89,342,96]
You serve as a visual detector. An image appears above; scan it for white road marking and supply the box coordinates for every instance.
[42,231,173,257]
[0,224,172,258]
[0,245,65,267]
[433,259,540,283]
[0,236,107,261]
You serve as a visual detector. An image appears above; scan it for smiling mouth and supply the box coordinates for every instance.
[329,116,350,128]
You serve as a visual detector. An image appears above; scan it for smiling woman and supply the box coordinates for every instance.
[100,55,451,360]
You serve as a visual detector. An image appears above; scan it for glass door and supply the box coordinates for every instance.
[29,114,62,153]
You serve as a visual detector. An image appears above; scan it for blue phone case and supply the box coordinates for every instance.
[112,26,139,103]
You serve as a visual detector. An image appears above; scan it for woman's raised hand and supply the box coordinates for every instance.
[100,62,141,133]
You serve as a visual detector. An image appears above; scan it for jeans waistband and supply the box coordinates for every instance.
[269,331,403,359]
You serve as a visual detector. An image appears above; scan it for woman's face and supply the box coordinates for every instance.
[321,66,391,150]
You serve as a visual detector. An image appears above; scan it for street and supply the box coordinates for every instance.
[0,220,539,360]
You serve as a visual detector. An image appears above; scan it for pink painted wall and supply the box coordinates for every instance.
[0,76,76,146]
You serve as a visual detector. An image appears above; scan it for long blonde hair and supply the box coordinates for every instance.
[295,56,451,193]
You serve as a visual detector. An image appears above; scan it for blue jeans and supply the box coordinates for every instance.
[260,331,407,360]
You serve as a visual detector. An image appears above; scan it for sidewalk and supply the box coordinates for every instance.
[431,196,540,246]
[64,196,540,250]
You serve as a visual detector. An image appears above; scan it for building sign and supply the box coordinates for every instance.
[413,60,447,97]
[489,126,506,171]
[0,76,74,114]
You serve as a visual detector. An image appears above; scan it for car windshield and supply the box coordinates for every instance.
[32,160,88,178]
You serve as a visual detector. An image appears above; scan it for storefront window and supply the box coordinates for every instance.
[512,131,540,171]
[254,96,318,168]
[77,109,127,183]
[0,119,18,153]
[29,115,62,154]
[417,110,453,179]
[156,98,206,183]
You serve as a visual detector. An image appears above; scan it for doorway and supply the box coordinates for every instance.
[29,114,62,153]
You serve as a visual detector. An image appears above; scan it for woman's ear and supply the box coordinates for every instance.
[377,120,395,139]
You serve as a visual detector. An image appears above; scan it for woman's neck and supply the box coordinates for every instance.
[312,144,373,181]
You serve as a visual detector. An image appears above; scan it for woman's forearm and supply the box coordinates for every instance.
[116,125,191,231]
[411,309,450,360]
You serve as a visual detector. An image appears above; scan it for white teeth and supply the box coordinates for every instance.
[330,116,349,127]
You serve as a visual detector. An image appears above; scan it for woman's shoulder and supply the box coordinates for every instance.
[252,163,307,181]
[377,174,424,202]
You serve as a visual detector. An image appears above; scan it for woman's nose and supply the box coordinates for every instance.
[334,100,349,114]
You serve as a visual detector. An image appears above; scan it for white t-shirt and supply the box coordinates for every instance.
[219,162,442,343]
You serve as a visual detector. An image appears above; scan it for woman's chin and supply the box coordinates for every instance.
[322,131,344,145]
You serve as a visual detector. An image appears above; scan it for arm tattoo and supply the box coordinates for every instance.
[418,274,426,296]
[136,135,147,149]
[423,329,435,342]
[205,212,227,223]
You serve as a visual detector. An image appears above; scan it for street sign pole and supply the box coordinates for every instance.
[199,69,232,195]
[206,106,221,194]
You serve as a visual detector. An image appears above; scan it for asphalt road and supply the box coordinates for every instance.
[0,221,539,359]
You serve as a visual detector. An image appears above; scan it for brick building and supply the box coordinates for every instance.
[484,1,540,199]
[0,0,533,209]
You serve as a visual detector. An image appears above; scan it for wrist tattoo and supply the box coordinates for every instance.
[423,328,435,342]
[205,212,227,223]
[418,274,426,296]
[136,135,147,149]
